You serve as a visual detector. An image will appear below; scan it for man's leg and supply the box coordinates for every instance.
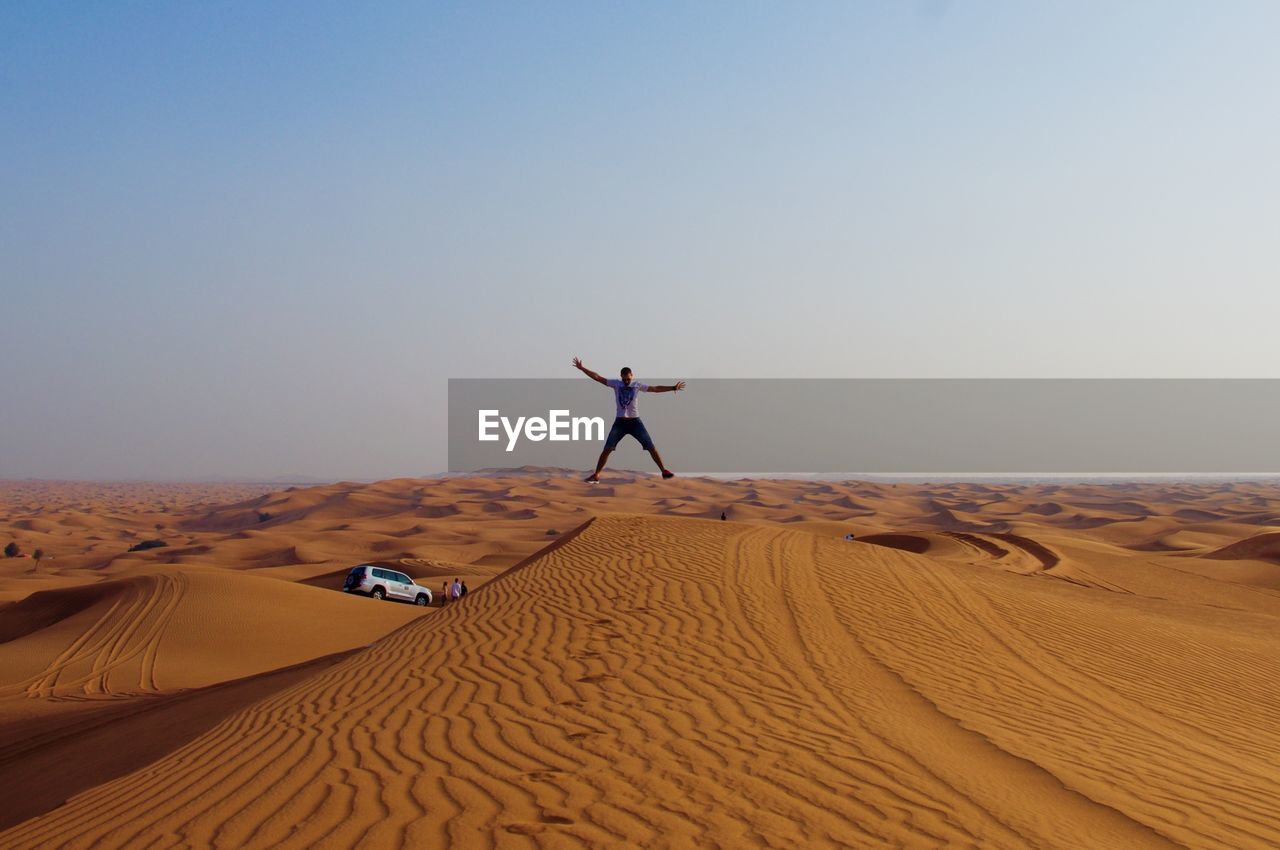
[586,447,613,482]
[646,446,674,478]
[635,420,674,479]
[588,420,626,482]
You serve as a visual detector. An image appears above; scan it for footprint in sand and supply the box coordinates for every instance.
[566,730,603,740]
[502,814,574,834]
[521,770,565,783]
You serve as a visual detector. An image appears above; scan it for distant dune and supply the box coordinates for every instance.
[1,476,1279,846]
[1205,531,1280,564]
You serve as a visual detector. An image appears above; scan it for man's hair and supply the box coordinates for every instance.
[621,366,633,376]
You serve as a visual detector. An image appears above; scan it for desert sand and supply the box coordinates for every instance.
[1,472,1279,848]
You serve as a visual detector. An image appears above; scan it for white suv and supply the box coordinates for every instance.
[343,565,433,606]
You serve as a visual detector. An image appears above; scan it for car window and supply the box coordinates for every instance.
[395,572,411,585]
[372,568,386,580]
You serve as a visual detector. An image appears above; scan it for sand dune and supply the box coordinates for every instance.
[1205,530,1280,564]
[3,476,1280,847]
[0,569,424,698]
[5,515,1279,848]
[0,543,431,836]
[0,649,354,832]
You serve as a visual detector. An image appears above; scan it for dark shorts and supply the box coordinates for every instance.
[604,417,654,451]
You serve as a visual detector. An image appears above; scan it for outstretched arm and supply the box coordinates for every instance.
[645,381,686,393]
[572,357,608,385]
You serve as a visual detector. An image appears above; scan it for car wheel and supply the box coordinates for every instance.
[371,587,385,600]
[415,594,429,606]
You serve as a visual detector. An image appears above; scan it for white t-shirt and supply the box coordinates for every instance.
[606,378,648,418]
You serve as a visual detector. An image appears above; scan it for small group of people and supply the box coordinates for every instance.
[440,577,468,604]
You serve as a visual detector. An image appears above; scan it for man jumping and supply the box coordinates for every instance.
[573,357,685,483]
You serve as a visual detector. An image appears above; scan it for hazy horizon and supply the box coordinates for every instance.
[4,2,1280,479]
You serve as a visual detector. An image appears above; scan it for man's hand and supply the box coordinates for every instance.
[573,357,607,385]
[674,381,686,392]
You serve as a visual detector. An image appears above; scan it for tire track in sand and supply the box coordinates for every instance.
[4,574,186,700]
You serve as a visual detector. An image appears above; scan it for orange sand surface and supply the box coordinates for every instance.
[1,473,1279,847]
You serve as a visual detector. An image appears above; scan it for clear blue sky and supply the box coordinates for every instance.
[2,2,1278,479]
